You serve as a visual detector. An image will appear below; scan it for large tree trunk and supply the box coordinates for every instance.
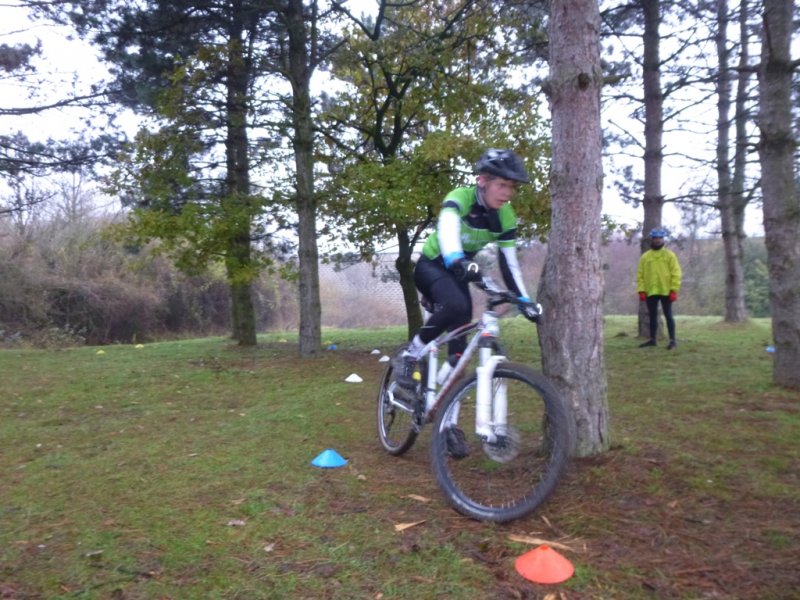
[732,2,753,239]
[225,30,257,346]
[539,0,608,456]
[228,275,256,345]
[729,0,753,321]
[757,0,800,388]
[638,0,666,338]
[717,0,748,323]
[288,0,322,358]
[395,228,423,340]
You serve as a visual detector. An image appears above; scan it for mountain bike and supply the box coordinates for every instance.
[376,277,574,523]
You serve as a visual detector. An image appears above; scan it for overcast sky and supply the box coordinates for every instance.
[2,0,768,237]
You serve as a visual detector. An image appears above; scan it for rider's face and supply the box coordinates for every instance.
[479,175,519,210]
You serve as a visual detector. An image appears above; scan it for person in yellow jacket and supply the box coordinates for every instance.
[637,228,682,349]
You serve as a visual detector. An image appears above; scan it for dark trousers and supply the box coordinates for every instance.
[414,257,472,356]
[645,295,676,341]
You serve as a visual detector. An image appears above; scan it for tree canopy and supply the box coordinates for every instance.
[317,0,551,335]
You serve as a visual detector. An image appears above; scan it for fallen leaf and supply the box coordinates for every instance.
[406,494,431,503]
[394,520,426,532]
[507,534,576,552]
[226,519,247,527]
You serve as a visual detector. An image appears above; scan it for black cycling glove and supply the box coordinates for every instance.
[450,259,482,283]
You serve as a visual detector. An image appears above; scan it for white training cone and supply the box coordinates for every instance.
[344,373,363,383]
[371,349,381,355]
[311,448,347,468]
[379,355,390,363]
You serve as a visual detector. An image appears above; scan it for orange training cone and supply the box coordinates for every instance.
[515,545,574,584]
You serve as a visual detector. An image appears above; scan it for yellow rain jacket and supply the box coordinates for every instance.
[637,248,682,296]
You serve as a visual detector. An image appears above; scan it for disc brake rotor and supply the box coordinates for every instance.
[482,426,521,463]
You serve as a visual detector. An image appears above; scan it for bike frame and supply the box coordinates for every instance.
[409,301,510,444]
[385,277,539,443]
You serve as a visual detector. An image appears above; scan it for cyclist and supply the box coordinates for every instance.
[637,228,682,349]
[393,148,538,456]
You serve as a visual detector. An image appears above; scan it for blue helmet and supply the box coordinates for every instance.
[649,228,668,238]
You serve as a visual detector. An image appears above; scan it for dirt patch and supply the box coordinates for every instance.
[360,437,799,598]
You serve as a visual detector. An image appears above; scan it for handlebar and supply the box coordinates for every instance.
[473,277,543,323]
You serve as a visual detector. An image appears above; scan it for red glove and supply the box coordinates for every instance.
[669,291,678,302]
[639,292,647,301]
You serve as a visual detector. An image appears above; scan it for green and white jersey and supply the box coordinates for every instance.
[420,185,528,298]
[421,186,518,260]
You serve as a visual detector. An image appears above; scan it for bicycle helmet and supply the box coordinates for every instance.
[474,148,530,183]
[649,228,668,238]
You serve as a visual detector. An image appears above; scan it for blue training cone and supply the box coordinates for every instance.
[311,448,347,468]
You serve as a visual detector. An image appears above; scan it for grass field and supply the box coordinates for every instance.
[1,316,798,599]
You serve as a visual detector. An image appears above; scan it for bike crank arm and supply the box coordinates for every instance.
[386,385,417,414]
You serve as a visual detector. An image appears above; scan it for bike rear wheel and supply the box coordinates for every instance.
[430,362,573,522]
[376,350,421,456]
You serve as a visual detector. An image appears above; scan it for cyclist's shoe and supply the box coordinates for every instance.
[667,339,677,350]
[392,352,419,390]
[639,339,656,347]
[445,426,470,459]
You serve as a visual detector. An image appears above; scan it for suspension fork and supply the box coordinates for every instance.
[475,349,506,443]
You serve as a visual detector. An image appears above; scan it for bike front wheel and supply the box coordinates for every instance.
[430,362,573,522]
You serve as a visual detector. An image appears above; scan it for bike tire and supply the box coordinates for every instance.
[376,348,420,456]
[430,362,573,522]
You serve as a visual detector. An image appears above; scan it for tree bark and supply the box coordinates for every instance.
[638,0,666,338]
[717,0,748,323]
[394,227,423,340]
[225,26,257,346]
[287,0,322,358]
[731,1,752,242]
[757,0,800,388]
[539,0,608,456]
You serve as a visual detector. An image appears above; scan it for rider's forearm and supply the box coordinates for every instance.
[499,246,528,298]
[438,208,464,267]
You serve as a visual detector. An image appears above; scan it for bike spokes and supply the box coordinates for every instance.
[376,360,420,456]
[430,365,572,522]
